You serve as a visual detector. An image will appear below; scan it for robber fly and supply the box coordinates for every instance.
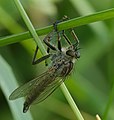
[9,16,80,113]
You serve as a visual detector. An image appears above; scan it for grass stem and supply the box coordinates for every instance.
[12,0,84,120]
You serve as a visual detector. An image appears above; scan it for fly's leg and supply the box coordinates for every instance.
[62,30,72,45]
[63,15,79,44]
[47,47,50,54]
[63,28,79,46]
[44,20,62,52]
[57,31,62,51]
[44,16,70,52]
[43,31,58,51]
[45,32,54,54]
[32,46,50,65]
[70,28,79,45]
[53,21,62,51]
[43,31,59,65]
[32,45,38,65]
[33,28,58,66]
[63,15,79,45]
[53,15,72,50]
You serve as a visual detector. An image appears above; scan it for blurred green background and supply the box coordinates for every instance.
[0,0,114,120]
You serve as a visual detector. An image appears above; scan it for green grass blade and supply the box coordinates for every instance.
[0,55,33,120]
[0,8,114,46]
[60,83,84,120]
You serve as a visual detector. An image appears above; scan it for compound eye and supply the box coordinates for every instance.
[76,51,80,58]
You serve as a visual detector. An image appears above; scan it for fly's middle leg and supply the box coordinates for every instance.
[43,31,58,51]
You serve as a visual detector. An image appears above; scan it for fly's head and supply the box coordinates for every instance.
[66,42,80,60]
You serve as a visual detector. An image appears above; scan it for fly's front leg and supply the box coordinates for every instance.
[62,15,79,45]
[32,46,50,66]
[61,16,72,45]
[62,30,72,45]
[70,28,79,45]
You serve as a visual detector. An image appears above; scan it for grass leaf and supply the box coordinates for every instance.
[0,55,33,120]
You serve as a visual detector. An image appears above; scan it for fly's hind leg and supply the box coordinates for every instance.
[32,45,50,66]
[32,45,38,65]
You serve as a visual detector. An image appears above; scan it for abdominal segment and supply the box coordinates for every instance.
[23,75,55,113]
